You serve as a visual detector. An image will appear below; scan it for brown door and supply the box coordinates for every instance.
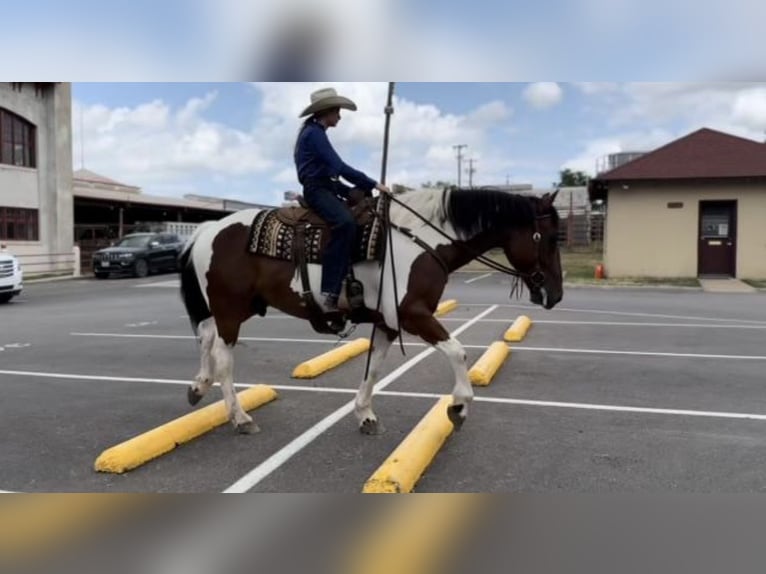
[698,201,737,277]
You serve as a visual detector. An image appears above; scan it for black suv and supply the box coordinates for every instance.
[92,232,184,278]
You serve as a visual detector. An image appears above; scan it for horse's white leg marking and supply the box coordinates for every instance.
[211,336,255,431]
[192,318,217,397]
[354,328,394,431]
[435,337,473,417]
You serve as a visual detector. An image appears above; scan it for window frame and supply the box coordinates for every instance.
[0,108,37,168]
[0,207,40,241]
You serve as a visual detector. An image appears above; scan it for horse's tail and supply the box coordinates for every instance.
[178,223,213,336]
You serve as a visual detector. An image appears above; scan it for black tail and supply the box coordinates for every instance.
[178,242,211,336]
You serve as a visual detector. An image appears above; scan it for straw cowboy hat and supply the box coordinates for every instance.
[299,87,357,117]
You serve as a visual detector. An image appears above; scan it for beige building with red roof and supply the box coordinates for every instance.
[589,128,766,280]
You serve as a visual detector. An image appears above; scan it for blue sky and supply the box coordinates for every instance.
[71,82,766,206]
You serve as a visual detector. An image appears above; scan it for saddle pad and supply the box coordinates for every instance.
[247,208,386,264]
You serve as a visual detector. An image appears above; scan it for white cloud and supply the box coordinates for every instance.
[732,87,766,130]
[523,83,563,109]
[74,84,522,203]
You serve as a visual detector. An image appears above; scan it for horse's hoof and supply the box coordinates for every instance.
[236,421,260,435]
[360,418,384,436]
[447,404,466,431]
[187,386,203,406]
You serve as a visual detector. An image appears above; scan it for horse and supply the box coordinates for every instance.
[177,187,563,435]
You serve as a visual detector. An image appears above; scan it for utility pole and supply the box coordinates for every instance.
[466,158,477,188]
[453,144,467,187]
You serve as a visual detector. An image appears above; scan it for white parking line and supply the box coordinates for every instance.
[464,273,493,284]
[135,280,180,288]
[223,304,499,493]
[498,303,766,325]
[513,346,766,361]
[69,332,766,361]
[4,368,766,424]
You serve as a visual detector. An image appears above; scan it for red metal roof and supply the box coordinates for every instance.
[596,128,766,181]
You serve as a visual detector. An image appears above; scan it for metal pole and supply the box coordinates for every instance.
[453,144,467,187]
[380,82,396,185]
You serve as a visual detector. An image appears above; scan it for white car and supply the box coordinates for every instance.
[0,249,23,303]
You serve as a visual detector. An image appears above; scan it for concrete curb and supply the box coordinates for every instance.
[292,338,370,379]
[504,315,532,342]
[434,299,458,317]
[363,396,454,493]
[468,342,510,386]
[94,385,277,474]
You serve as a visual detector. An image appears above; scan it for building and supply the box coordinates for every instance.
[1,82,272,275]
[0,82,74,275]
[73,169,271,269]
[589,128,766,279]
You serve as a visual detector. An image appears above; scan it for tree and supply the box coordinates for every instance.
[556,169,590,187]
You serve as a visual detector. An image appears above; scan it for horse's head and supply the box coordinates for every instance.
[501,191,563,310]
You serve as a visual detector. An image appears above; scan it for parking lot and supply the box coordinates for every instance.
[2,272,766,492]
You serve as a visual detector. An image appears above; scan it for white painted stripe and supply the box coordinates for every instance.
[524,320,766,329]
[222,304,499,493]
[513,346,766,361]
[135,280,180,288]
[69,332,766,361]
[499,303,766,325]
[464,273,492,284]
[5,368,766,424]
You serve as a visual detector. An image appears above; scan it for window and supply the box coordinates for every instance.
[0,108,36,168]
[0,207,39,241]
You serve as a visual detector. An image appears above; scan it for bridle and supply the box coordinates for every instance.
[383,193,554,295]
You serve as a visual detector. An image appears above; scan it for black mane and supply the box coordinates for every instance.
[444,188,558,239]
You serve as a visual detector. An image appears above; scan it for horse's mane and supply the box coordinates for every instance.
[449,187,560,240]
[392,187,559,240]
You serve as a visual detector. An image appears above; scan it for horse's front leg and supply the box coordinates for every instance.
[400,309,472,430]
[355,324,398,435]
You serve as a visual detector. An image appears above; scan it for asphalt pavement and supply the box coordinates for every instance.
[2,271,766,492]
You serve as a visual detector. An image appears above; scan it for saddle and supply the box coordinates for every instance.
[248,194,388,335]
[275,194,376,229]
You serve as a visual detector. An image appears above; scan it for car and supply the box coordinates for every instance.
[0,247,23,303]
[92,232,184,278]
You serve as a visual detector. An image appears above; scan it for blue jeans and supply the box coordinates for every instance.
[302,182,356,297]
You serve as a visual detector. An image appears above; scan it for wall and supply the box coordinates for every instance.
[0,83,73,274]
[604,181,766,278]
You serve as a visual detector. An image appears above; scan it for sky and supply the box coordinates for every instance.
[71,82,766,207]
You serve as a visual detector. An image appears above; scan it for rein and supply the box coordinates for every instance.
[386,192,551,287]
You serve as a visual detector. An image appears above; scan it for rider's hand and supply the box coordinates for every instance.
[376,183,392,195]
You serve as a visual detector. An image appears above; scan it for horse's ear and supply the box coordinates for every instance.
[541,189,559,209]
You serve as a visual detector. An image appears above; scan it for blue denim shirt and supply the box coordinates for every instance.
[294,120,377,192]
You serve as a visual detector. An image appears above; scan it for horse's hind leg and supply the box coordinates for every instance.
[188,317,216,406]
[211,333,258,434]
[354,324,398,435]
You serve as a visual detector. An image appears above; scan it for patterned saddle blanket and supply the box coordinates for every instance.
[247,199,386,264]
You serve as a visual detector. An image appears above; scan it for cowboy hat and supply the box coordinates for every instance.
[299,87,357,117]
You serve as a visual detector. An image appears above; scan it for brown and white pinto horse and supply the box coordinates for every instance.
[178,188,563,434]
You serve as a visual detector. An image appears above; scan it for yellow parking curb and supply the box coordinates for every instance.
[434,299,458,317]
[292,337,370,379]
[94,385,277,474]
[504,315,532,342]
[363,396,454,493]
[468,342,510,386]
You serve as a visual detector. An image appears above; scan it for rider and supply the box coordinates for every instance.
[294,87,391,315]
